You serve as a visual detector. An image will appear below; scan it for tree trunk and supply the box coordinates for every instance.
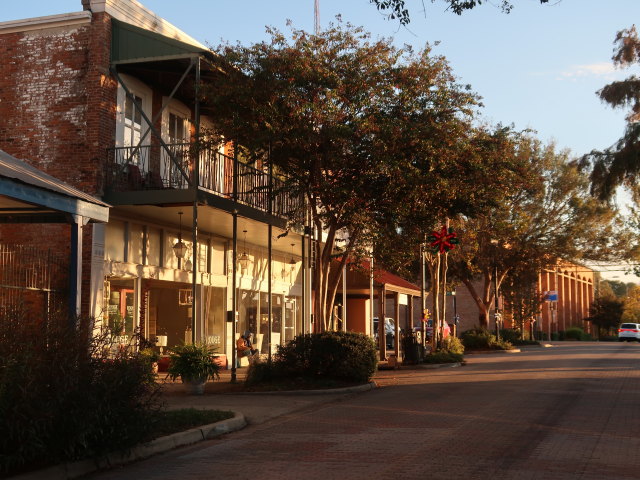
[310,210,357,333]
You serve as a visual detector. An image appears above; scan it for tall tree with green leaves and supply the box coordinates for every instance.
[585,293,624,338]
[203,22,481,331]
[372,124,530,336]
[449,134,630,328]
[584,26,640,200]
[622,284,640,323]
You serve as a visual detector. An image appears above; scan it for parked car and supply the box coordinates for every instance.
[618,323,640,342]
[373,317,396,349]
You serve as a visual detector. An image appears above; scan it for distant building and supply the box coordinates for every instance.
[445,261,595,338]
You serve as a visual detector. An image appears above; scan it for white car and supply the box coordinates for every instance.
[618,323,640,342]
[373,317,396,349]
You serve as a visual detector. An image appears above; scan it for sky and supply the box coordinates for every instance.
[2,0,640,281]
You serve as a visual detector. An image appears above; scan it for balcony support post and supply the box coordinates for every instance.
[190,57,201,343]
[268,146,273,362]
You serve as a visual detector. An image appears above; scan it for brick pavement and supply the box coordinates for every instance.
[88,343,640,480]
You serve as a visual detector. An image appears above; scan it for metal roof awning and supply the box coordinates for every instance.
[0,149,110,223]
[111,18,211,64]
[343,261,421,296]
[110,19,223,118]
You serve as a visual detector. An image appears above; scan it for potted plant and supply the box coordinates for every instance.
[167,343,220,395]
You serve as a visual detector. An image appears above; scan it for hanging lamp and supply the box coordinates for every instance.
[238,230,251,272]
[173,211,188,259]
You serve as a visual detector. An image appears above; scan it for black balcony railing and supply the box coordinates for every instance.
[106,143,303,218]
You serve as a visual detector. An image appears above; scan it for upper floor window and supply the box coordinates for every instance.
[168,112,188,144]
[162,98,191,145]
[124,94,143,148]
[116,75,152,152]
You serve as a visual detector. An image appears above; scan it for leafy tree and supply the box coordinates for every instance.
[602,279,633,298]
[372,124,533,342]
[596,277,615,298]
[203,22,481,331]
[585,293,624,337]
[622,284,640,323]
[501,265,541,337]
[370,0,551,24]
[449,134,630,328]
[584,26,640,200]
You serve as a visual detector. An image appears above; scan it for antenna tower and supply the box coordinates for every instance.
[314,0,320,34]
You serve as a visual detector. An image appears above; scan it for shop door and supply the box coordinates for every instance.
[108,288,135,341]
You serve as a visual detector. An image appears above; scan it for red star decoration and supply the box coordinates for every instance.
[429,226,459,254]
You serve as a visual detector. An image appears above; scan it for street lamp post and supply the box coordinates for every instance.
[420,240,426,347]
[490,239,501,341]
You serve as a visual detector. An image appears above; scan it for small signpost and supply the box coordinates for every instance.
[544,291,558,340]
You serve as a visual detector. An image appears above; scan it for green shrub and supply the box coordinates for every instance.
[564,326,585,341]
[461,329,513,350]
[499,328,521,344]
[0,312,161,476]
[461,329,494,349]
[423,351,463,364]
[244,360,288,385]
[440,335,465,355]
[533,331,548,341]
[248,331,377,385]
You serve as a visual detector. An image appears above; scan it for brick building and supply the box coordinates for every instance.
[0,0,311,366]
[443,261,596,338]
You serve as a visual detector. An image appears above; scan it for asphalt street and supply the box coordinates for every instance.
[88,342,640,480]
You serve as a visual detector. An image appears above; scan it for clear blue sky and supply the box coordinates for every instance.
[2,0,639,158]
[3,0,640,280]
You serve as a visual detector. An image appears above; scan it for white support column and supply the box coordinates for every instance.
[89,223,106,332]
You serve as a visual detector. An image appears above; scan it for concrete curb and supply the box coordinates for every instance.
[415,362,462,369]
[10,413,247,480]
[232,381,377,396]
[465,348,521,354]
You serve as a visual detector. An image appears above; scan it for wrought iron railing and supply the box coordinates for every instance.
[106,143,303,218]
[0,243,68,316]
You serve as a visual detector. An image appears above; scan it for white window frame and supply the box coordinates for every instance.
[115,74,152,150]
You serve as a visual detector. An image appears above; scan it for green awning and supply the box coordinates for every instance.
[111,19,207,64]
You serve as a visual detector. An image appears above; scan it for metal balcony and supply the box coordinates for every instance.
[105,143,302,219]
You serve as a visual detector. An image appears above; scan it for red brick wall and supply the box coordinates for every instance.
[0,12,117,317]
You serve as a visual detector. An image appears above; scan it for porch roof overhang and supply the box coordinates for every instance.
[0,150,110,224]
[111,19,223,117]
[343,261,421,297]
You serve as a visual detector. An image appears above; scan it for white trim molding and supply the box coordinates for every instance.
[0,12,91,35]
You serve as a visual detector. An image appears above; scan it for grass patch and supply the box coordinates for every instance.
[146,408,234,441]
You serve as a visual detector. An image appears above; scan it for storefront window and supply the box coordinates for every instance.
[147,283,192,350]
[271,293,283,354]
[239,289,258,339]
[204,286,225,351]
[284,296,300,343]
